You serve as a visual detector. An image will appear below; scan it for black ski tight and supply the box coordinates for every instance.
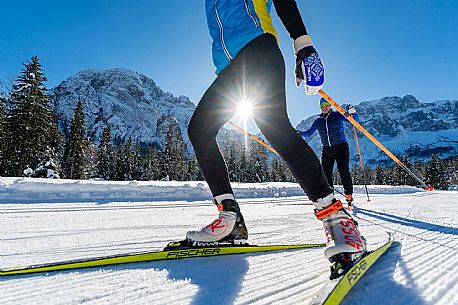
[321,143,353,195]
[188,34,333,201]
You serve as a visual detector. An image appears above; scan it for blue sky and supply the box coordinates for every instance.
[1,0,457,131]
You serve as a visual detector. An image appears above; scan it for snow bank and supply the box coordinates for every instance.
[0,177,425,204]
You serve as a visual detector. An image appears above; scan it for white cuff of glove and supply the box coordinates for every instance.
[293,35,314,54]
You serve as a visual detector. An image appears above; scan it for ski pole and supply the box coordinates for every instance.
[227,121,280,156]
[318,89,431,190]
[353,125,371,202]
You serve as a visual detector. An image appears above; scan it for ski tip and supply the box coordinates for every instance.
[424,186,434,191]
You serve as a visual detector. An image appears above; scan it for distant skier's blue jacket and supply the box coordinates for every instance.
[205,0,279,74]
[300,110,359,148]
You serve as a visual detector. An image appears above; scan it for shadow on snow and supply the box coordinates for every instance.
[356,208,458,237]
[342,242,427,305]
[4,253,252,305]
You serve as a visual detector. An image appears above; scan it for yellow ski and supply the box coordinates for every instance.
[311,237,394,305]
[1,243,324,276]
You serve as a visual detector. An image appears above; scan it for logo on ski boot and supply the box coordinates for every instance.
[340,219,364,251]
[204,217,227,234]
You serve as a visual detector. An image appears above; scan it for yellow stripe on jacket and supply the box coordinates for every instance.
[252,0,279,42]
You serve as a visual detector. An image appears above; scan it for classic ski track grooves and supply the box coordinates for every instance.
[3,191,457,305]
[238,251,325,303]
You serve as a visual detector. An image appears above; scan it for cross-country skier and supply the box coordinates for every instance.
[299,98,359,204]
[181,0,366,277]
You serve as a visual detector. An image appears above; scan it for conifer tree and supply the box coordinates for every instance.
[62,100,87,179]
[268,157,294,183]
[142,146,161,180]
[351,166,363,185]
[5,56,54,176]
[48,111,65,172]
[84,135,97,178]
[444,156,458,187]
[131,140,143,180]
[424,154,447,190]
[364,165,374,185]
[270,158,285,182]
[384,166,396,185]
[185,157,203,181]
[249,139,268,183]
[161,123,186,180]
[375,165,387,185]
[332,170,342,187]
[114,137,136,181]
[97,126,115,179]
[0,94,6,175]
[394,159,403,186]
[238,143,249,182]
[222,137,240,182]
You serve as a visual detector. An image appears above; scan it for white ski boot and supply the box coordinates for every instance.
[314,193,366,279]
[186,194,248,247]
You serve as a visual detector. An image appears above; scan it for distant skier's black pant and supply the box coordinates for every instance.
[188,34,333,202]
[321,143,353,195]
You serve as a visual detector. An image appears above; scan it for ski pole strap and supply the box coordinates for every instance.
[314,200,343,220]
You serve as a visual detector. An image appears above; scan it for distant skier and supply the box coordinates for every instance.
[179,0,366,277]
[299,98,359,204]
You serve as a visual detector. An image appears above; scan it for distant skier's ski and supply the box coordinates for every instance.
[1,243,324,276]
[310,236,394,305]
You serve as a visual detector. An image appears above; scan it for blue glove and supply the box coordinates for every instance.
[294,35,325,95]
[347,104,357,115]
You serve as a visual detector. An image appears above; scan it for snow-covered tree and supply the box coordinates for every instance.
[97,126,115,179]
[114,137,136,181]
[0,93,6,175]
[424,154,447,190]
[62,100,87,179]
[5,56,55,176]
[374,165,387,185]
[30,159,60,179]
[161,123,186,180]
[185,157,202,181]
[131,140,144,180]
[444,156,458,188]
[249,139,268,183]
[142,145,161,180]
[84,135,98,178]
[221,137,240,182]
[351,166,363,185]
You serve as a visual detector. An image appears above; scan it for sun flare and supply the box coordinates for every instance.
[236,99,253,120]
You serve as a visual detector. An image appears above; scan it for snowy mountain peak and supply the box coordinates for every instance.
[51,68,195,149]
[356,95,457,136]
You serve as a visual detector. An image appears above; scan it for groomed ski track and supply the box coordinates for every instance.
[2,179,457,305]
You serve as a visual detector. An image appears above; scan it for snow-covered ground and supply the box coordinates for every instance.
[2,178,458,305]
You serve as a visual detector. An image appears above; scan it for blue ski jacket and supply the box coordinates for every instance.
[300,110,360,148]
[205,0,307,74]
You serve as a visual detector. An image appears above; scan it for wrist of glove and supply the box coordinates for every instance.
[294,35,325,95]
[347,105,357,115]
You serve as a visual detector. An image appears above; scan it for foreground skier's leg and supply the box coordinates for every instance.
[245,35,366,278]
